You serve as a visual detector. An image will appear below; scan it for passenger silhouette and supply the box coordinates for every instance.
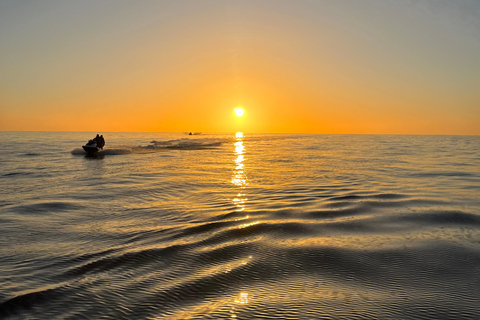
[99,135,105,150]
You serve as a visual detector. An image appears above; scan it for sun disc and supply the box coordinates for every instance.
[234,108,244,117]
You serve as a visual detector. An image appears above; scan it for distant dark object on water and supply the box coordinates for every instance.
[82,134,105,155]
[187,132,201,135]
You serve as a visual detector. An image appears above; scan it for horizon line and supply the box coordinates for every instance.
[0,130,478,137]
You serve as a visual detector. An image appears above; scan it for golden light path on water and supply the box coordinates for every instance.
[232,132,247,212]
[230,132,251,318]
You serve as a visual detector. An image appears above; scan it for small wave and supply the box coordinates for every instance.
[63,245,186,277]
[2,172,33,177]
[392,210,480,226]
[0,287,62,318]
[327,193,409,202]
[411,171,476,178]
[20,153,41,157]
[8,201,84,215]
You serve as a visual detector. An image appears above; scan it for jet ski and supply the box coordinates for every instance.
[82,139,99,155]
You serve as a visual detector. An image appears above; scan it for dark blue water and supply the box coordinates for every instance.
[1,132,479,319]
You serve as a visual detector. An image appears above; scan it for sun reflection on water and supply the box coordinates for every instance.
[231,292,250,318]
[231,132,248,212]
[235,292,250,305]
[229,133,252,320]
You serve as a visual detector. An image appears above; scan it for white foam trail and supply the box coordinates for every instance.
[71,138,226,156]
[150,138,226,149]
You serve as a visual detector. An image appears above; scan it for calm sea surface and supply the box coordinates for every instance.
[1,132,479,319]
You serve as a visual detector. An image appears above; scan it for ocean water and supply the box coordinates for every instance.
[0,131,479,319]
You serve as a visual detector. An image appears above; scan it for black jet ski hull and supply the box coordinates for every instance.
[83,145,99,154]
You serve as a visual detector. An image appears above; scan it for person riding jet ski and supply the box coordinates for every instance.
[82,134,105,154]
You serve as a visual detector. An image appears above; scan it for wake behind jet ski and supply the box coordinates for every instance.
[82,134,105,155]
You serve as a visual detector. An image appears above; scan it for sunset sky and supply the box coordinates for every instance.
[1,0,479,134]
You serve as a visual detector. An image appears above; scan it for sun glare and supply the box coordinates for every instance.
[234,108,244,117]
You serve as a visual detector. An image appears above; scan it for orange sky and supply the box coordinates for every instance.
[1,1,479,134]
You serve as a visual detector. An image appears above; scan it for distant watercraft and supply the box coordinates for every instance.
[82,139,99,155]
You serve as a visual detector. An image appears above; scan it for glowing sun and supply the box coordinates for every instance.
[234,108,244,117]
